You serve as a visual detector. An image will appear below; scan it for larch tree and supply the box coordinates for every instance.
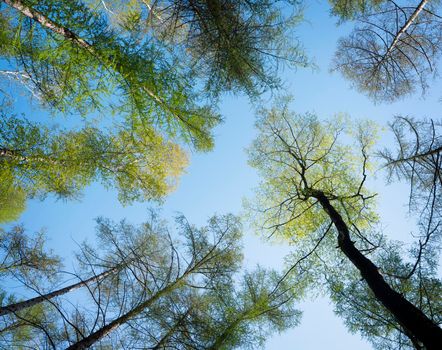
[0,0,308,150]
[247,99,442,349]
[329,0,385,19]
[0,0,308,224]
[0,213,239,348]
[332,0,442,102]
[0,112,188,222]
[0,225,60,278]
[116,267,301,349]
[92,0,308,96]
[0,213,303,349]
[381,116,442,223]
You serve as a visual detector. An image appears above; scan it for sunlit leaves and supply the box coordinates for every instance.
[0,113,188,215]
[247,99,378,240]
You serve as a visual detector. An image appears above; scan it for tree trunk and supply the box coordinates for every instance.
[0,269,115,317]
[386,144,442,167]
[313,190,442,350]
[151,309,190,350]
[207,317,243,350]
[383,0,428,59]
[2,0,92,50]
[0,147,56,164]
[65,281,183,349]
[1,0,186,125]
[0,148,22,159]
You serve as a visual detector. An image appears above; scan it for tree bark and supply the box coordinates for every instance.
[0,147,56,164]
[0,148,20,159]
[65,280,183,349]
[383,0,428,59]
[151,309,190,350]
[207,317,243,350]
[386,144,442,167]
[1,0,190,127]
[0,269,115,317]
[2,0,92,51]
[312,190,442,349]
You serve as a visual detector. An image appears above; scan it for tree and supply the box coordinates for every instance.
[0,214,240,348]
[247,100,442,349]
[0,0,308,150]
[332,0,442,102]
[329,241,442,350]
[95,0,308,97]
[0,182,26,223]
[381,116,442,222]
[0,213,304,349]
[118,267,301,349]
[329,0,385,19]
[0,225,60,278]
[0,112,188,220]
[63,214,244,349]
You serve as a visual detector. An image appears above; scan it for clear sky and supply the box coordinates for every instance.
[4,0,442,349]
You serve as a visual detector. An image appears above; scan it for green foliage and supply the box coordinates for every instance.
[203,268,301,349]
[247,98,378,240]
[0,0,219,150]
[329,0,385,19]
[0,0,309,151]
[328,241,442,349]
[0,176,26,223]
[247,101,442,348]
[0,213,247,348]
[121,266,301,349]
[0,112,188,208]
[0,226,60,278]
[0,291,56,349]
[88,0,309,96]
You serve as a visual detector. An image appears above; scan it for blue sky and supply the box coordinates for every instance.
[4,0,442,348]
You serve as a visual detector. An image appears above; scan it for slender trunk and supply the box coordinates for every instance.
[312,190,442,350]
[151,309,190,350]
[0,269,115,317]
[0,147,56,164]
[1,0,188,126]
[384,0,428,59]
[2,0,92,51]
[65,279,186,350]
[0,148,20,159]
[386,144,442,167]
[207,317,243,350]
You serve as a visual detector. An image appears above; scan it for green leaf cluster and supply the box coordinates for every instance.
[247,99,379,240]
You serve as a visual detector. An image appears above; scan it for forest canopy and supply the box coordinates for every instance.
[1,1,442,349]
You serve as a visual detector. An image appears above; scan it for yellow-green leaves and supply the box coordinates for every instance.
[0,171,26,223]
[247,100,378,240]
[0,114,188,221]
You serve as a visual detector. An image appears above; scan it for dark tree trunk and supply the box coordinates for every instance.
[313,190,442,350]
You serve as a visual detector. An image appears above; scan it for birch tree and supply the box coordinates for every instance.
[333,0,442,102]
